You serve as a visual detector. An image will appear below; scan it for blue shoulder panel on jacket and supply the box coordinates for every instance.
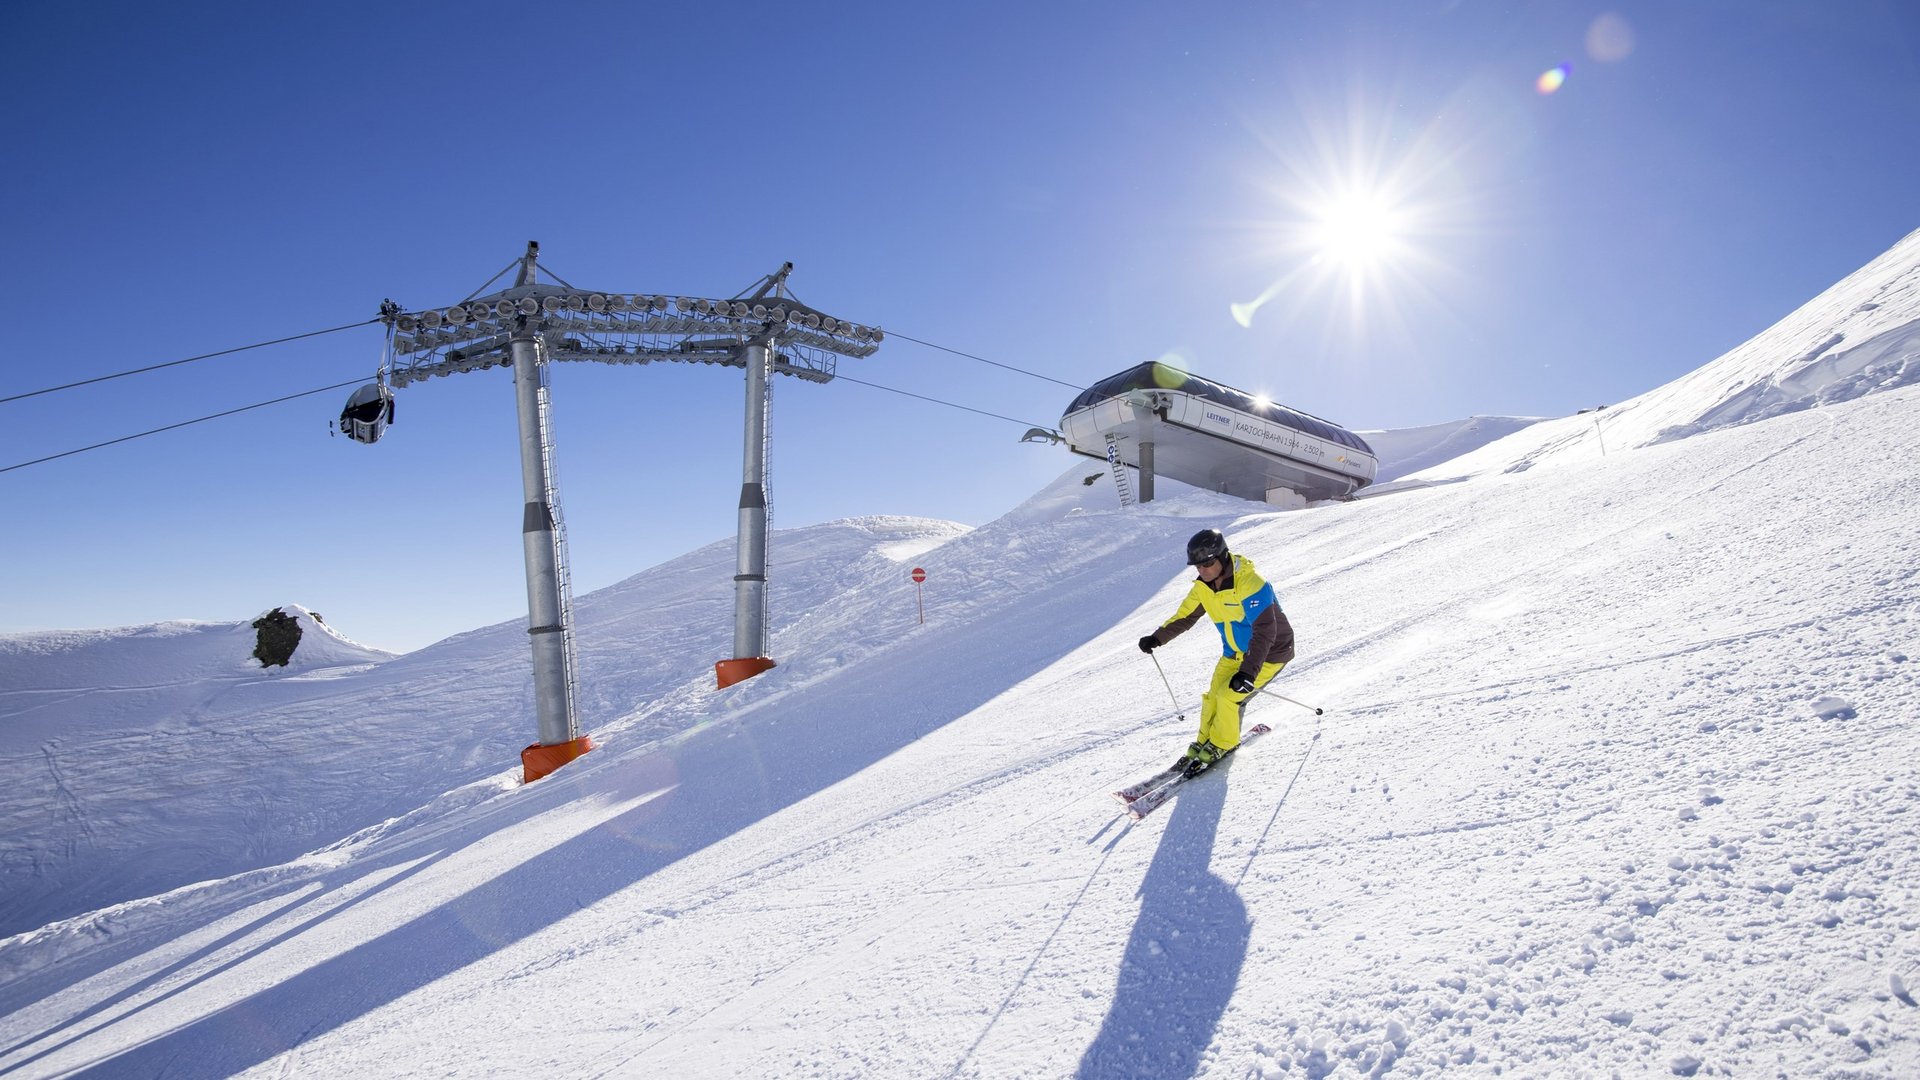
[1244,582,1277,621]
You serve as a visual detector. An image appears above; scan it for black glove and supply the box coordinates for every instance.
[1228,672,1256,695]
[1138,635,1160,654]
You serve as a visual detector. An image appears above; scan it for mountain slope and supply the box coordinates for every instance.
[2,380,1916,1078]
[1402,225,1920,482]
[0,518,969,938]
[0,606,391,741]
[1355,415,1549,483]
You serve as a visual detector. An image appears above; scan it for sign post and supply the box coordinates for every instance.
[911,566,926,624]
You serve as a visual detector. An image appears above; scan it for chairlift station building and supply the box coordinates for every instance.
[1059,361,1377,506]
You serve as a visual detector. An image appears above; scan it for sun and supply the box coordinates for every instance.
[1230,181,1419,327]
[1225,77,1495,338]
[1311,191,1404,268]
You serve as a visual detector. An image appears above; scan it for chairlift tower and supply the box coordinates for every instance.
[355,243,883,780]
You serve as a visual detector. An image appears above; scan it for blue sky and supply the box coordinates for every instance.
[2,1,1916,653]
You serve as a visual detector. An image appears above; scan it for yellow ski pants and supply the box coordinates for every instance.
[1196,657,1286,752]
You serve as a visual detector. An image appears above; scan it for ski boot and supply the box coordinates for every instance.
[1177,740,1226,778]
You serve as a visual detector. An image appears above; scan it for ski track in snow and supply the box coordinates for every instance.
[4,304,1920,1072]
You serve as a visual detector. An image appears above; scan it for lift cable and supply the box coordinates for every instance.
[0,378,369,476]
[2,369,1055,479]
[883,330,1087,392]
[0,322,1078,475]
[0,318,1082,412]
[832,373,1058,432]
[0,318,382,407]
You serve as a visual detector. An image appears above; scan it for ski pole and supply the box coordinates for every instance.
[1249,684,1325,715]
[1149,651,1188,724]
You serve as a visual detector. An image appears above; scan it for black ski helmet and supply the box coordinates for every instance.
[1186,528,1229,566]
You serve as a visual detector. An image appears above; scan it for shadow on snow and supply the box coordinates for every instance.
[1078,761,1250,1080]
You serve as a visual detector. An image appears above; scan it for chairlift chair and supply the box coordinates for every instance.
[337,382,395,444]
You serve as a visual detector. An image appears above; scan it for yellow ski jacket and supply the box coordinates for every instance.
[1152,553,1295,675]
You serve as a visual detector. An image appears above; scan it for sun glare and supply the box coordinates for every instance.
[1225,81,1491,345]
[1312,192,1403,267]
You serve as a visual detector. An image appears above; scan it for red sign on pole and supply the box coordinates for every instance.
[911,567,926,624]
[911,567,926,583]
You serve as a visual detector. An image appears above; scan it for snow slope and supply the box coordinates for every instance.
[2,377,1917,1077]
[1353,416,1549,484]
[1401,226,1920,483]
[0,518,969,938]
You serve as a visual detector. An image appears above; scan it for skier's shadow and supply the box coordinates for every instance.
[1078,763,1249,1080]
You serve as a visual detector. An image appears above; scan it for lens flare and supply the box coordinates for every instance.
[1536,64,1570,94]
[1586,13,1634,62]
[1229,259,1317,328]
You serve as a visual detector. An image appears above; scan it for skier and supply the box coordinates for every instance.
[1138,528,1294,775]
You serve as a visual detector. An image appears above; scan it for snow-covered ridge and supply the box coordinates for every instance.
[1356,415,1549,483]
[0,604,389,688]
[1402,225,1920,481]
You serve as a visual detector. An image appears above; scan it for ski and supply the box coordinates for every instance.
[1112,763,1187,804]
[1117,723,1272,821]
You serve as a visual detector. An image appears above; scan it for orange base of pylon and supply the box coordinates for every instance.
[521,734,595,784]
[715,656,776,689]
